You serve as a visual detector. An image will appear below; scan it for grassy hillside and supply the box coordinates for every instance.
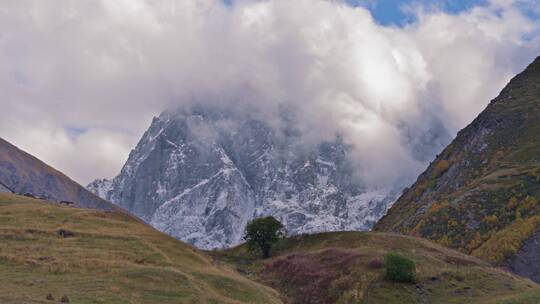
[375,57,540,267]
[0,193,281,304]
[2,193,539,304]
[213,232,540,304]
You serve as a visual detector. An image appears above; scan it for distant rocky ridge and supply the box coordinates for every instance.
[0,138,120,212]
[88,108,418,249]
[0,181,12,194]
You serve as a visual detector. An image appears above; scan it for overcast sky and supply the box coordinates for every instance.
[1,0,539,185]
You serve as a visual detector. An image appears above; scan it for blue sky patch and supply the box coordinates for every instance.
[346,0,489,26]
[221,0,496,26]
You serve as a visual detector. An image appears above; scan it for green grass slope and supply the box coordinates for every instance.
[0,193,281,304]
[213,232,540,304]
[375,56,540,265]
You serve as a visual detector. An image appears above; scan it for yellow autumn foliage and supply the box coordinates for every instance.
[482,215,498,227]
[433,160,450,178]
[427,202,449,217]
[523,196,538,212]
[506,197,519,211]
[437,235,452,247]
[530,165,540,181]
[472,215,540,264]
[414,181,428,197]
[467,232,483,252]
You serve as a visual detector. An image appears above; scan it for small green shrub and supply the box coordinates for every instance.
[384,253,416,283]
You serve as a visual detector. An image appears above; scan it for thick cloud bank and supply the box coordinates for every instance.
[0,0,539,185]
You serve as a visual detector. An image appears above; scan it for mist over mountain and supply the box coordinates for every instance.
[89,106,423,248]
[3,1,540,303]
[1,0,539,185]
[76,0,540,249]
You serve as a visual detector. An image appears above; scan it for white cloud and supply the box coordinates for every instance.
[0,0,538,185]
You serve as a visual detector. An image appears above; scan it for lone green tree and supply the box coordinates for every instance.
[244,216,285,258]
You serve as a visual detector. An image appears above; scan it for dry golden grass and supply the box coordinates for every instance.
[213,232,540,304]
[0,193,281,304]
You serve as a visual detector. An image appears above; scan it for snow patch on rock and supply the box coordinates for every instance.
[88,109,405,249]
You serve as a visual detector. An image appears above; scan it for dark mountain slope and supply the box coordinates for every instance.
[0,137,120,212]
[375,56,540,279]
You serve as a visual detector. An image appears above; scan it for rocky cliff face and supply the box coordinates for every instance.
[89,108,403,249]
[510,230,540,283]
[0,138,120,212]
[375,56,540,282]
[86,178,113,200]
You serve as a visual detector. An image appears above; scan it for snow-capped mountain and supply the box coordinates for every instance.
[86,178,113,200]
[88,108,404,249]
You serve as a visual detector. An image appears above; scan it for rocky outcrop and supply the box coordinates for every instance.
[86,179,113,201]
[510,231,540,283]
[89,108,404,249]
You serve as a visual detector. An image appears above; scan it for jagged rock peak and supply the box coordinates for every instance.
[89,106,402,249]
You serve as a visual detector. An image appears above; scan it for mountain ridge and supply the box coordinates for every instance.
[0,137,121,212]
[89,108,405,249]
[375,56,540,282]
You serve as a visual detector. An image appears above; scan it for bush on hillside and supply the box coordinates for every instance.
[384,253,416,283]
